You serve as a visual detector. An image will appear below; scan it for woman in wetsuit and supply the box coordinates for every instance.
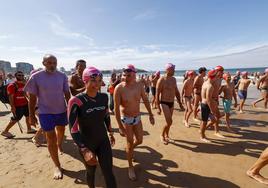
[68,66,116,188]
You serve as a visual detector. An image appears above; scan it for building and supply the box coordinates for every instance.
[0,60,12,73]
[16,62,34,75]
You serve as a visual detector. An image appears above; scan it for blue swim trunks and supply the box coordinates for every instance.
[39,112,68,131]
[222,99,232,114]
[238,90,247,100]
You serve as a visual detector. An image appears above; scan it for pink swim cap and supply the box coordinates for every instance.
[155,71,160,76]
[123,64,137,73]
[187,70,195,77]
[82,66,102,83]
[265,68,268,73]
[165,63,175,70]
[241,71,248,76]
[215,65,224,72]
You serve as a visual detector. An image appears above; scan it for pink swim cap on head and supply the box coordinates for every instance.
[82,66,102,83]
[123,64,137,73]
[187,70,195,77]
[208,70,217,79]
[265,68,268,73]
[155,71,160,76]
[241,71,248,76]
[165,63,175,70]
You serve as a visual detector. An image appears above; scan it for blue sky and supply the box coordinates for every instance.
[0,0,268,71]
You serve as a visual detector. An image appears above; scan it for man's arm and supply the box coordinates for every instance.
[64,91,71,104]
[155,77,163,112]
[235,80,240,89]
[232,85,238,106]
[141,83,153,116]
[207,87,216,115]
[113,85,124,129]
[28,93,37,117]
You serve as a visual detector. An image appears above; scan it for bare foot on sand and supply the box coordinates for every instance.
[160,136,168,145]
[200,137,211,143]
[53,167,63,180]
[247,170,268,185]
[252,103,256,108]
[58,146,63,155]
[184,122,190,128]
[193,118,200,122]
[214,132,225,138]
[128,167,136,181]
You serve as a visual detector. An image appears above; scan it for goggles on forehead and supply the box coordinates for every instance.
[89,73,103,79]
[123,68,136,73]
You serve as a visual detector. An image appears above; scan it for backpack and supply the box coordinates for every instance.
[0,82,18,104]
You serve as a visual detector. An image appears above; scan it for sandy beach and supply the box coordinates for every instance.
[0,86,268,188]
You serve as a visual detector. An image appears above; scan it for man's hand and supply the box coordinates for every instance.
[118,124,126,137]
[234,102,238,108]
[149,114,155,125]
[109,133,115,147]
[80,148,98,166]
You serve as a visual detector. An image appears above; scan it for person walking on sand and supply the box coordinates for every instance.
[252,68,268,109]
[219,72,237,132]
[114,64,155,181]
[193,67,206,121]
[247,147,268,185]
[156,63,184,145]
[1,71,36,139]
[199,70,218,143]
[24,54,70,180]
[68,67,117,188]
[150,71,160,109]
[181,70,195,128]
[236,71,251,113]
[205,66,225,138]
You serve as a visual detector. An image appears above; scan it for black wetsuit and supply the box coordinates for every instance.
[68,92,116,188]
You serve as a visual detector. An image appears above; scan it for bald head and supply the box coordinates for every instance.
[42,54,57,72]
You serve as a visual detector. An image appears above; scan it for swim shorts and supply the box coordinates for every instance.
[238,90,247,100]
[121,115,141,126]
[39,112,68,131]
[222,99,232,114]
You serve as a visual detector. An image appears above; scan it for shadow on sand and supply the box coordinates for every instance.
[63,140,239,188]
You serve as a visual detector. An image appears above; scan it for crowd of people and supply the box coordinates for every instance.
[0,54,268,187]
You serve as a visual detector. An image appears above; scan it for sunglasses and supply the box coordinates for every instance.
[16,75,24,77]
[90,73,103,79]
[123,68,135,73]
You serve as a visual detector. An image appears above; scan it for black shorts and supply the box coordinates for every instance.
[201,103,210,122]
[145,87,150,94]
[11,105,29,121]
[151,87,156,96]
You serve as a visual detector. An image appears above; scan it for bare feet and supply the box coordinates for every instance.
[53,167,63,180]
[214,132,225,138]
[184,122,190,128]
[128,167,136,181]
[252,103,256,108]
[32,137,41,147]
[160,136,168,145]
[239,110,244,114]
[247,170,268,185]
[200,137,211,143]
[58,146,64,155]
[193,118,200,122]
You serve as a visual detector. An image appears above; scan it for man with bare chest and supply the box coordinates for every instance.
[253,68,268,109]
[114,64,154,181]
[182,70,195,128]
[193,67,206,121]
[236,71,251,113]
[156,63,184,145]
[69,60,86,96]
[150,71,160,109]
[219,72,237,132]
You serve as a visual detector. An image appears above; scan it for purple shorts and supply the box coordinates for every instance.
[39,112,68,131]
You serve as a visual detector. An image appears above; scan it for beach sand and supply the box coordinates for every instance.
[0,86,268,188]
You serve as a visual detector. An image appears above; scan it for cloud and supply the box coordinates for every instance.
[46,12,94,46]
[133,10,157,21]
[0,34,12,40]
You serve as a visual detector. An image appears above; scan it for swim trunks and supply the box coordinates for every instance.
[238,90,247,100]
[184,96,192,100]
[160,101,174,108]
[201,103,210,122]
[151,87,156,96]
[121,115,141,125]
[11,105,29,121]
[39,112,68,131]
[261,87,268,93]
[222,99,232,114]
[145,87,150,94]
